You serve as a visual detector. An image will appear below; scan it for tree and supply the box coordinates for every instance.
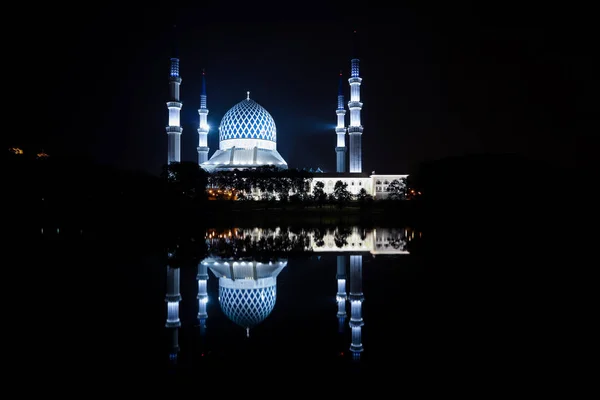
[312,181,327,207]
[332,180,352,208]
[161,161,209,201]
[356,188,373,204]
[387,179,406,200]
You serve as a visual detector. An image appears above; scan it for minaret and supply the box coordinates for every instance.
[348,31,363,173]
[166,55,183,164]
[165,252,182,362]
[349,255,364,359]
[335,71,347,172]
[197,69,210,165]
[197,260,209,335]
[336,255,348,333]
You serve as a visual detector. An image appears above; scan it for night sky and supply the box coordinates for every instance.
[15,2,595,175]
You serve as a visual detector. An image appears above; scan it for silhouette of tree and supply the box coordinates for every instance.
[387,179,406,200]
[312,181,327,207]
[333,180,352,208]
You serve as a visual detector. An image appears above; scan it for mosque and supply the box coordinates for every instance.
[165,49,407,198]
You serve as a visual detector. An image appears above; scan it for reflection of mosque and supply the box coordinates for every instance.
[164,227,414,363]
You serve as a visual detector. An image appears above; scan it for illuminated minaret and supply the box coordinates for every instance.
[197,69,210,164]
[349,255,364,359]
[165,252,182,362]
[335,71,347,172]
[166,55,183,164]
[197,260,209,335]
[348,32,363,173]
[336,255,348,333]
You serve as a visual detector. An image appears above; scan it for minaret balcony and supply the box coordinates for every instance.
[350,319,365,328]
[348,101,363,109]
[336,109,347,115]
[349,293,364,301]
[165,293,182,302]
[348,126,363,134]
[166,126,183,134]
[167,101,182,109]
[165,320,181,328]
[348,77,363,84]
[197,293,208,301]
[169,76,182,84]
[198,108,209,115]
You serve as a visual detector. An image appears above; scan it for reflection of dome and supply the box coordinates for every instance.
[219,97,277,150]
[206,259,287,332]
[219,285,277,329]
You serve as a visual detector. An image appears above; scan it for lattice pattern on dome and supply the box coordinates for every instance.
[219,99,277,143]
[219,286,277,328]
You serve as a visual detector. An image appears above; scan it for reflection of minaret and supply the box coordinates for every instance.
[197,260,209,335]
[165,253,182,362]
[336,255,347,332]
[349,255,364,359]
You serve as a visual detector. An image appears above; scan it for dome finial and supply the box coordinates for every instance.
[247,91,250,100]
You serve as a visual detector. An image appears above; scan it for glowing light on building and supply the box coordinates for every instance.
[166,57,182,164]
[348,32,364,173]
[197,260,209,334]
[349,255,364,359]
[336,255,348,333]
[201,92,287,171]
[336,71,347,172]
[218,97,277,146]
[197,69,210,164]
[165,260,181,362]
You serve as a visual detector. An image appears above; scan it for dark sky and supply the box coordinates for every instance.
[13,2,595,175]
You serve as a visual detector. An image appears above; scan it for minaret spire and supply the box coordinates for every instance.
[335,71,347,172]
[197,69,210,165]
[166,25,183,164]
[348,30,364,173]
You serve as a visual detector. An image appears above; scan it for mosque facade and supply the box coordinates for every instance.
[165,52,407,198]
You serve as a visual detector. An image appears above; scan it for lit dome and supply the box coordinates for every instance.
[218,93,277,151]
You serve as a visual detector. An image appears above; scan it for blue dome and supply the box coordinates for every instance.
[219,98,277,144]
